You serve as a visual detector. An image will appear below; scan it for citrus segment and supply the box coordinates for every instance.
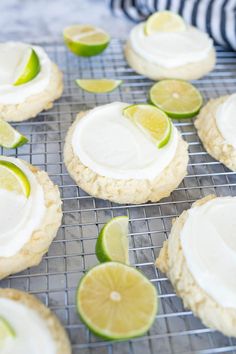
[123,104,172,148]
[145,11,186,35]
[14,48,40,86]
[0,119,28,149]
[77,262,158,339]
[76,79,122,93]
[63,25,110,57]
[0,160,31,197]
[96,216,129,264]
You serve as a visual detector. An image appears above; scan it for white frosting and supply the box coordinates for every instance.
[129,23,213,68]
[0,157,45,257]
[0,42,51,104]
[72,102,178,180]
[180,197,236,309]
[216,94,236,149]
[0,298,57,354]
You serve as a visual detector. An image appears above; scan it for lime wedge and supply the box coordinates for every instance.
[149,80,203,119]
[77,262,158,339]
[76,79,122,93]
[0,316,15,347]
[0,159,31,197]
[123,104,172,148]
[145,11,186,35]
[14,48,40,86]
[96,216,129,264]
[0,119,28,149]
[63,25,110,57]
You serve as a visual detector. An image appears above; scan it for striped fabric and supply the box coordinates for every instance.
[110,0,236,50]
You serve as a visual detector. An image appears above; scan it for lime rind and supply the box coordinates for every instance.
[0,119,28,149]
[63,25,110,57]
[76,79,122,93]
[14,48,40,86]
[95,216,129,264]
[123,104,172,148]
[0,160,31,198]
[76,262,158,340]
[149,79,203,119]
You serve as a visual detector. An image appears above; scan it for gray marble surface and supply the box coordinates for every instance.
[0,0,133,42]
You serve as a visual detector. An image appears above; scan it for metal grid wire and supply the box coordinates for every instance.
[1,39,236,354]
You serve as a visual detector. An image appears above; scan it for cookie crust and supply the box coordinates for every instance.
[0,63,63,122]
[0,160,62,279]
[124,41,215,80]
[64,110,189,204]
[0,288,71,354]
[195,96,236,171]
[156,194,236,338]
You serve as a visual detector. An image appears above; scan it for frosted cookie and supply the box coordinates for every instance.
[124,12,215,80]
[156,195,236,338]
[64,102,189,204]
[0,42,63,122]
[195,94,236,171]
[0,288,71,353]
[0,156,62,279]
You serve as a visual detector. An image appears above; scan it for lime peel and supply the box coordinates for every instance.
[0,316,16,347]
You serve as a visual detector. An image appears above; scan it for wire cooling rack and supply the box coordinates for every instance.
[1,39,236,354]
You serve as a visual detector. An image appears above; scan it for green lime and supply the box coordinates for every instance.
[144,11,186,35]
[96,216,129,264]
[0,316,15,347]
[0,159,31,197]
[76,262,158,339]
[14,48,40,86]
[0,119,28,149]
[149,80,203,119]
[63,25,110,57]
[76,79,122,93]
[123,104,172,148]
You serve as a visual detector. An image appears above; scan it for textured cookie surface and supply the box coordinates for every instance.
[0,288,71,354]
[156,195,236,338]
[0,161,62,279]
[195,96,236,171]
[124,41,215,80]
[0,63,63,122]
[64,110,189,204]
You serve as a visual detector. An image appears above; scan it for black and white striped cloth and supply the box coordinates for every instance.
[110,0,236,50]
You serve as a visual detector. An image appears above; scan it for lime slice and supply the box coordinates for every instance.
[149,80,203,119]
[14,48,40,86]
[123,104,172,148]
[0,159,31,197]
[77,262,158,339]
[63,25,110,57]
[0,119,28,149]
[145,11,186,35]
[96,216,129,264]
[0,316,15,347]
[76,79,122,93]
